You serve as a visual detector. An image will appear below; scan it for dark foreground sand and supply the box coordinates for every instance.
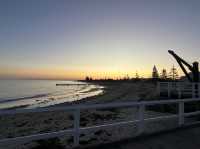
[0,81,178,149]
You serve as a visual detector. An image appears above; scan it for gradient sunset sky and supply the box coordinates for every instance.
[1,0,200,80]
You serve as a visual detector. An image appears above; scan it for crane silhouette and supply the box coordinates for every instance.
[168,50,199,82]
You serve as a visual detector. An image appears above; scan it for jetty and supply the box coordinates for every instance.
[56,83,88,86]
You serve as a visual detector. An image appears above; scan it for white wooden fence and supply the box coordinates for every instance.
[158,82,200,98]
[1,98,200,147]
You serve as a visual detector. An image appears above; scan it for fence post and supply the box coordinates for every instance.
[197,83,200,97]
[195,83,199,98]
[192,83,199,110]
[157,82,160,97]
[178,83,181,99]
[178,102,184,126]
[138,104,145,134]
[168,82,171,98]
[73,108,80,147]
[192,83,196,98]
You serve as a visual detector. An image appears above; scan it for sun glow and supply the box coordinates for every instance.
[0,66,154,80]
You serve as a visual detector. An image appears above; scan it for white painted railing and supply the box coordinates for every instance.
[1,98,200,147]
[158,82,200,98]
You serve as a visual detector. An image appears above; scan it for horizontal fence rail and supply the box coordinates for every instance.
[158,82,200,98]
[0,98,200,147]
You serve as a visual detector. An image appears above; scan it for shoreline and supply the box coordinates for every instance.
[49,81,143,107]
[0,81,163,149]
[0,81,104,110]
[1,80,158,111]
[36,81,157,108]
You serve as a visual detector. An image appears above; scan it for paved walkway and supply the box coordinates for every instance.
[89,125,200,149]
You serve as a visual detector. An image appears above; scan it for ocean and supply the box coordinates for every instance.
[0,80,103,110]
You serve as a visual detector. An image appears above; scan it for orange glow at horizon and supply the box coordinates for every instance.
[0,66,184,80]
[0,67,155,80]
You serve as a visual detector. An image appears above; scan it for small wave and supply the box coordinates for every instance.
[0,93,49,104]
[0,82,104,110]
[79,88,101,94]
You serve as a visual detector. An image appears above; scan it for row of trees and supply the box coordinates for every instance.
[152,65,179,81]
[85,65,179,81]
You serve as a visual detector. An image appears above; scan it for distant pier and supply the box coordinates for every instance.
[56,83,88,86]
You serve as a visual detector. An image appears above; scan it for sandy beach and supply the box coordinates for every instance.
[0,81,178,149]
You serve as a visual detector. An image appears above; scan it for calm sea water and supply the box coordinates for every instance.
[0,80,103,110]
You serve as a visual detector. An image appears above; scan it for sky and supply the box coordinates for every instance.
[1,0,200,80]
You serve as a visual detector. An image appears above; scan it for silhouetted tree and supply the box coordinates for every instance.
[169,65,179,81]
[135,71,139,79]
[152,65,159,79]
[85,76,90,81]
[85,76,93,81]
[123,74,130,80]
[160,69,168,80]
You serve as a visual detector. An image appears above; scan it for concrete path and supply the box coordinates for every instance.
[88,125,200,149]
